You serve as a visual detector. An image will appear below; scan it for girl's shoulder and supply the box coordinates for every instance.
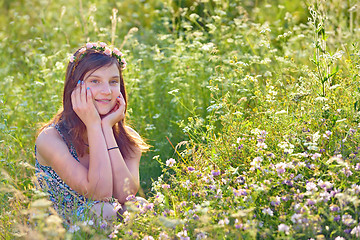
[36,126,62,145]
[35,126,68,166]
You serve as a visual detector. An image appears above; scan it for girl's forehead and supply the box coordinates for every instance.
[84,63,120,79]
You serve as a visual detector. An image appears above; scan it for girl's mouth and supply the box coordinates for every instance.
[95,99,111,103]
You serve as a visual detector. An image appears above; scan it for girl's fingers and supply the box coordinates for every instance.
[86,87,92,102]
[80,81,86,103]
[75,80,82,105]
[72,80,81,108]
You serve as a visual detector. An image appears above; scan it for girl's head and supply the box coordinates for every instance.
[48,43,138,156]
[41,42,149,157]
[63,45,127,119]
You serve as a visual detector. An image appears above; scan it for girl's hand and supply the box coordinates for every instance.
[71,81,101,127]
[101,93,126,128]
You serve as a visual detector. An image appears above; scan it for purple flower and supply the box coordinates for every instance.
[233,188,247,196]
[351,225,360,237]
[187,166,195,171]
[211,170,221,176]
[330,205,340,212]
[306,199,316,206]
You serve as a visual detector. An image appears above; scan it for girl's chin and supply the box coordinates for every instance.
[99,110,112,118]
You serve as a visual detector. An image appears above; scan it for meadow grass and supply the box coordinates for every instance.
[1,0,360,239]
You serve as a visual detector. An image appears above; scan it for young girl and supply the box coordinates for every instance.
[35,42,149,224]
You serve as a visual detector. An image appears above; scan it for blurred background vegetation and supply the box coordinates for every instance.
[0,0,359,237]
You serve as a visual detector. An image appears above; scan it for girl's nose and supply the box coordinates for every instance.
[100,83,111,94]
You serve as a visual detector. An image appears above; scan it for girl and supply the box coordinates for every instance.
[35,42,149,224]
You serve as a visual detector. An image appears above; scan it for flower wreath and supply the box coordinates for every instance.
[69,42,127,70]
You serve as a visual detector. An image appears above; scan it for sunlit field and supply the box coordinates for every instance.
[1,0,360,239]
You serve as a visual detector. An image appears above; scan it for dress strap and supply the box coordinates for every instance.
[54,123,79,161]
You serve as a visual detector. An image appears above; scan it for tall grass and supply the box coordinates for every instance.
[1,0,360,238]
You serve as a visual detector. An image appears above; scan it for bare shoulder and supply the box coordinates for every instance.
[36,126,62,149]
[35,126,69,165]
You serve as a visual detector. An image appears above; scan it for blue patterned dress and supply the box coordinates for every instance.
[35,124,100,223]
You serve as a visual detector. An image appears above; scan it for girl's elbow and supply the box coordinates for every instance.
[86,186,113,201]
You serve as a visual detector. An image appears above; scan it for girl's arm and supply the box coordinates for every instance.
[36,124,113,200]
[101,94,141,203]
[102,124,141,203]
[37,81,113,200]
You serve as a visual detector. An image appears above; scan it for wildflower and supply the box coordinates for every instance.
[275,162,287,174]
[68,224,80,233]
[159,232,170,240]
[162,184,170,189]
[104,47,112,56]
[311,153,321,160]
[278,224,290,234]
[177,230,190,240]
[126,194,136,201]
[235,219,243,229]
[196,232,207,239]
[233,188,247,196]
[342,214,356,226]
[113,47,123,57]
[218,218,229,225]
[79,47,86,54]
[99,42,107,48]
[236,176,245,184]
[256,142,268,149]
[187,166,195,171]
[349,128,356,134]
[86,42,94,49]
[334,215,341,221]
[143,236,155,240]
[250,156,263,170]
[108,230,118,238]
[306,199,316,205]
[320,191,331,202]
[166,158,176,167]
[335,237,345,240]
[154,193,165,204]
[318,180,333,190]
[145,203,154,210]
[236,137,241,144]
[271,196,281,206]
[211,170,220,176]
[262,208,274,216]
[355,163,360,171]
[330,205,340,212]
[306,182,318,192]
[121,58,127,69]
[342,167,353,177]
[83,219,94,226]
[278,141,294,154]
[291,213,302,223]
[351,225,360,237]
[69,55,75,63]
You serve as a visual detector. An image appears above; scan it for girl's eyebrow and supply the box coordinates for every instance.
[85,74,120,80]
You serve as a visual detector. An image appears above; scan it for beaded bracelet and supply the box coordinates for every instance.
[108,146,119,151]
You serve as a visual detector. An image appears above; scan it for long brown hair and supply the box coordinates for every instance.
[40,46,150,158]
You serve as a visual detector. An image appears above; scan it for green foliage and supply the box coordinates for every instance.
[1,0,360,239]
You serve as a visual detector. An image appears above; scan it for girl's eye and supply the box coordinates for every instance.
[90,79,99,83]
[111,80,119,84]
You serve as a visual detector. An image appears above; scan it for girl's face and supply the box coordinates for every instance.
[83,63,121,116]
